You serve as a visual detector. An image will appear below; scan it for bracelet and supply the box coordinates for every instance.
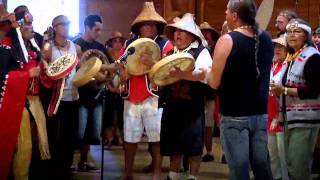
[284,87,288,95]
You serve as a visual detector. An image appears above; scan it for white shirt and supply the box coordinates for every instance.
[52,40,79,101]
[174,41,212,84]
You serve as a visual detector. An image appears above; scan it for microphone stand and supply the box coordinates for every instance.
[94,84,107,180]
[96,47,134,180]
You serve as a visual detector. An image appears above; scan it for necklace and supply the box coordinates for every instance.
[286,45,306,72]
[234,25,253,31]
[54,39,68,48]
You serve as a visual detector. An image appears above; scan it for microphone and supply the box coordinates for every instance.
[115,47,135,64]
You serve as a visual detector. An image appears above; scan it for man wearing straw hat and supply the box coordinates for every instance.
[159,13,212,180]
[119,2,173,179]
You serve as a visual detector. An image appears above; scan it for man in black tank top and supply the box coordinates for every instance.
[206,1,273,180]
[73,15,114,172]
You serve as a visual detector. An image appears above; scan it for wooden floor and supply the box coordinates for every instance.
[74,138,320,180]
[74,138,230,180]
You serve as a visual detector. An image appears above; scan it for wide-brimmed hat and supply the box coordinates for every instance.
[200,22,220,41]
[131,2,167,35]
[272,36,287,47]
[165,13,207,47]
[106,31,125,46]
[0,3,8,22]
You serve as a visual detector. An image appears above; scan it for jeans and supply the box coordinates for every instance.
[78,103,102,144]
[220,114,272,180]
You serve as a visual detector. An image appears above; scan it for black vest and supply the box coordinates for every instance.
[159,43,211,112]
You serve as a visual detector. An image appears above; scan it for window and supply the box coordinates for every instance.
[7,0,79,36]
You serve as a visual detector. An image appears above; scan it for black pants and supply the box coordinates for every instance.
[46,101,79,180]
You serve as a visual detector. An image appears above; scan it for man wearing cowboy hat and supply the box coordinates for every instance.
[199,21,220,163]
[119,2,173,179]
[200,22,220,53]
[103,31,126,149]
[159,13,212,180]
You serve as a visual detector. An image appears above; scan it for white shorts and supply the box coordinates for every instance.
[123,96,162,143]
[205,99,215,127]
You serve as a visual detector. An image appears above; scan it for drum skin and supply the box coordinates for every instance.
[125,38,161,75]
[72,57,102,87]
[149,52,195,86]
[46,53,78,80]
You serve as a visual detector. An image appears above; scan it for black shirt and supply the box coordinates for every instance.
[218,31,274,117]
[73,37,110,106]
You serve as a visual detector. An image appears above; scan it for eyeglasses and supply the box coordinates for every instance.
[53,22,70,27]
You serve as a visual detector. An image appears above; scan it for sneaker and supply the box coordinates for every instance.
[70,163,77,172]
[202,154,214,162]
[78,162,99,172]
[221,154,227,164]
[142,163,153,173]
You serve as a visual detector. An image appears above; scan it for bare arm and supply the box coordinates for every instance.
[206,34,233,89]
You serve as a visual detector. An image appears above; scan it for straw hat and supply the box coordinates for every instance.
[165,13,207,46]
[272,36,287,47]
[172,17,181,23]
[200,22,220,41]
[131,1,167,35]
[106,31,125,46]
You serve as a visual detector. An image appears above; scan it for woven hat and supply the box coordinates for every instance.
[131,2,167,35]
[106,31,125,46]
[165,13,207,46]
[200,22,220,41]
[272,36,287,47]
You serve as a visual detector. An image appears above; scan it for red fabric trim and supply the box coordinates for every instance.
[40,62,55,89]
[0,70,29,180]
[267,95,282,132]
[2,37,12,46]
[162,41,174,57]
[47,79,64,116]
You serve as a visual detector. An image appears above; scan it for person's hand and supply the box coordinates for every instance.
[29,67,40,78]
[270,118,279,131]
[169,67,185,79]
[101,63,116,74]
[270,83,285,96]
[140,53,154,67]
[81,50,93,61]
[94,72,107,82]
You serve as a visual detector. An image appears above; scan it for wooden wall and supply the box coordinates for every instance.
[79,0,319,43]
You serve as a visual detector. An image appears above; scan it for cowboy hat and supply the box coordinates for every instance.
[106,31,125,47]
[200,22,220,41]
[131,2,167,35]
[165,13,207,47]
[272,36,287,47]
